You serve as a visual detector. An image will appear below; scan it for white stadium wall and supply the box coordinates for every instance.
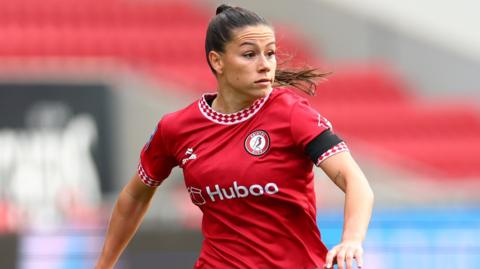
[204,0,480,98]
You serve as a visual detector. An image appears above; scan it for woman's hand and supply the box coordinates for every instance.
[325,240,364,269]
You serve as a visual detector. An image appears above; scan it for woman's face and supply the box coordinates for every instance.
[214,24,277,99]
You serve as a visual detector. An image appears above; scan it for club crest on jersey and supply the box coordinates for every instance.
[244,130,270,156]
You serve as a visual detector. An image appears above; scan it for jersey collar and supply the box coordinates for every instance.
[198,90,272,125]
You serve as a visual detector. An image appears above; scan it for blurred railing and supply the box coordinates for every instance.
[2,208,479,268]
[319,208,480,268]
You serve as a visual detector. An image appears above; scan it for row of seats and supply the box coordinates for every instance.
[0,26,205,65]
[0,1,206,26]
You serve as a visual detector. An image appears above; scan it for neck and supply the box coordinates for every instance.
[212,90,255,114]
[212,82,272,114]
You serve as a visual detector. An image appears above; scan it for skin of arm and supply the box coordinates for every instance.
[95,174,157,269]
[319,151,374,269]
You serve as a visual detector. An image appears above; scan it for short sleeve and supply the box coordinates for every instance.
[290,99,349,166]
[138,118,177,187]
[290,99,333,150]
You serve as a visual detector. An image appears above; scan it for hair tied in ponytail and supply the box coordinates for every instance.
[216,4,233,15]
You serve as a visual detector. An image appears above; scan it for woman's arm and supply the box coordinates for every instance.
[95,174,157,269]
[319,151,374,269]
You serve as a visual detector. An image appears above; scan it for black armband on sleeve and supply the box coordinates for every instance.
[305,130,343,163]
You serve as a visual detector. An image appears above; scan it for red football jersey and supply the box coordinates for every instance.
[138,88,348,269]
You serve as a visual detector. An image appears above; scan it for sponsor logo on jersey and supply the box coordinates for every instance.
[187,186,206,205]
[187,181,279,205]
[244,130,270,156]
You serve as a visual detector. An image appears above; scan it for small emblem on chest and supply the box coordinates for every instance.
[182,148,197,165]
[318,113,333,130]
[244,130,270,156]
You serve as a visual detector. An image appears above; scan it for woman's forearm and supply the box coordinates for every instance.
[321,152,374,242]
[96,177,156,269]
[342,175,374,242]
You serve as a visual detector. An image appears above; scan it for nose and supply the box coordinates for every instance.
[257,54,271,73]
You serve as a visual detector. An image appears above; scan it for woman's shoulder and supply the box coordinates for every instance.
[270,87,309,106]
[161,97,201,122]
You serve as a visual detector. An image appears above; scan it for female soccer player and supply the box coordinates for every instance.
[96,4,374,269]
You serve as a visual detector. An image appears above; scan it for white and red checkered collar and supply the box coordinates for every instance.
[198,90,272,125]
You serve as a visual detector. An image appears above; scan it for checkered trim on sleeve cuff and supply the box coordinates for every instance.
[138,163,162,187]
[315,141,349,166]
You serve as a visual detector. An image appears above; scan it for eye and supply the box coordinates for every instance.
[243,51,256,59]
[267,50,276,58]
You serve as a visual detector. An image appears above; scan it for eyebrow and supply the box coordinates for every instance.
[239,41,276,47]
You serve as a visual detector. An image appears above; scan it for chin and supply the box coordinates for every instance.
[249,90,267,99]
[260,86,273,96]
[241,85,271,101]
[255,85,272,95]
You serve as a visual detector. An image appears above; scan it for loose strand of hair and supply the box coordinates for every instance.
[274,68,332,96]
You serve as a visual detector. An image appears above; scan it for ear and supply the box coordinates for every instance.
[208,51,224,74]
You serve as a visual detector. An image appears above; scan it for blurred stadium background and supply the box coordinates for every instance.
[0,0,479,268]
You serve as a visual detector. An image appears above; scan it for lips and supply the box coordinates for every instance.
[255,78,272,83]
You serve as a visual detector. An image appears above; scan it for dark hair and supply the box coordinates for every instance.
[205,4,330,96]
